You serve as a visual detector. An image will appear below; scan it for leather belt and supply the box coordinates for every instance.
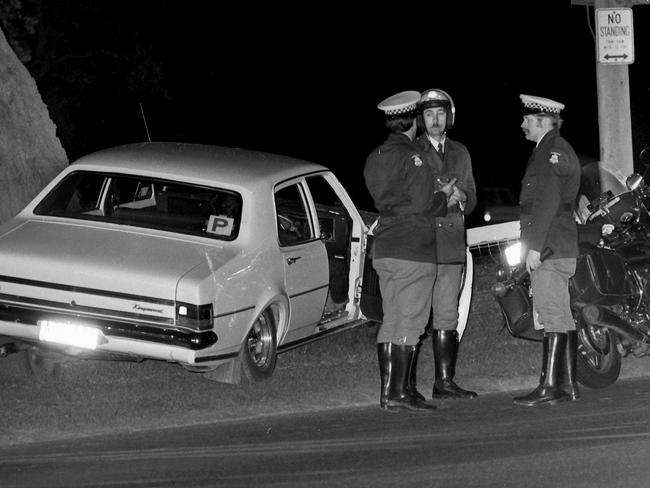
[520,202,573,214]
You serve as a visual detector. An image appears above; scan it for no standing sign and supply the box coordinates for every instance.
[596,8,634,64]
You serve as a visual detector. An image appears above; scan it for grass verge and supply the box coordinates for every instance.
[0,256,648,446]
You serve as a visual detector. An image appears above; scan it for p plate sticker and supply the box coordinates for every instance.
[207,215,234,235]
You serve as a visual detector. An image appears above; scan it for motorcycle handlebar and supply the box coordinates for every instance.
[510,247,554,284]
[491,247,555,298]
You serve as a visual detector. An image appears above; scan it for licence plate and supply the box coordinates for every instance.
[38,320,103,350]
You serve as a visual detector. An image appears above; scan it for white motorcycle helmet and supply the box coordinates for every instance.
[418,88,456,130]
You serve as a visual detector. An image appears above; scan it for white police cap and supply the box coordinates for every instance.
[377,90,420,118]
[520,94,565,116]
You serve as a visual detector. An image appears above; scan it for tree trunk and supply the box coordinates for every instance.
[0,27,67,224]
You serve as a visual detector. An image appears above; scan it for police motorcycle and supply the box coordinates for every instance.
[492,149,650,389]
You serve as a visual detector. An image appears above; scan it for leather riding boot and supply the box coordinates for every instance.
[513,332,570,407]
[386,345,436,412]
[406,343,426,402]
[432,330,478,399]
[377,343,391,409]
[559,330,581,401]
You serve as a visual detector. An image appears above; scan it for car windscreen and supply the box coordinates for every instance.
[34,171,242,241]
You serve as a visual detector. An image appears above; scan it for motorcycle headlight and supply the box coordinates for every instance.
[626,173,644,191]
[504,242,522,267]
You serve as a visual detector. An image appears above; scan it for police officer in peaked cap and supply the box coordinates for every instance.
[513,94,581,407]
[364,91,456,412]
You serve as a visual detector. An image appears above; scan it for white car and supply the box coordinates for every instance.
[0,142,379,383]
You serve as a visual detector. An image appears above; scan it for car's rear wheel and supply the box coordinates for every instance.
[240,308,277,382]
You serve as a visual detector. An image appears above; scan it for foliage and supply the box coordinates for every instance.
[0,1,169,159]
[0,21,68,223]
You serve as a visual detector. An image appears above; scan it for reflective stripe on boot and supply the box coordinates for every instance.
[562,330,581,401]
[406,344,425,402]
[377,343,391,409]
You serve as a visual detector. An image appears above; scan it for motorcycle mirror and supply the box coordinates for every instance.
[626,173,644,191]
[640,147,650,167]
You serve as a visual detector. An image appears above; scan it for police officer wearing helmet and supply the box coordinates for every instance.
[513,94,581,407]
[364,91,456,412]
[415,88,478,400]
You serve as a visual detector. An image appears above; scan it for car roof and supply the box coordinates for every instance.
[72,142,329,188]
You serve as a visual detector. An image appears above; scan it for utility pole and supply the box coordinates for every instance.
[595,0,634,192]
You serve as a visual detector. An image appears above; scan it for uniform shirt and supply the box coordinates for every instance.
[364,132,448,263]
[416,134,477,263]
[519,128,580,258]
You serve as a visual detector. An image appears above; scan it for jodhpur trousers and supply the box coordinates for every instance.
[531,257,577,333]
[373,257,436,346]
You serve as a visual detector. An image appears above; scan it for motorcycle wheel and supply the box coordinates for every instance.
[575,314,622,388]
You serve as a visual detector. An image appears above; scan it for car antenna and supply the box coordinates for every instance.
[139,102,152,142]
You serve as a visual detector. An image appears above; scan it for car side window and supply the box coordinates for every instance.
[274,183,313,246]
[305,175,351,242]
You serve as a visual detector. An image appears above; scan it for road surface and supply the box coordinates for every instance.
[3,377,650,487]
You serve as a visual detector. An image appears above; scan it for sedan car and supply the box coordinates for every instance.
[0,142,378,383]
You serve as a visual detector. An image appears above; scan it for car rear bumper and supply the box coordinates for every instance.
[0,316,218,365]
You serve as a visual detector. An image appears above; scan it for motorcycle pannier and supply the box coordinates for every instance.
[570,250,628,305]
[496,283,543,341]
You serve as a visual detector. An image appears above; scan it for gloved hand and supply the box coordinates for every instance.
[448,186,467,210]
[437,178,457,198]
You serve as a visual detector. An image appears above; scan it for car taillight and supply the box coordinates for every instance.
[176,302,213,330]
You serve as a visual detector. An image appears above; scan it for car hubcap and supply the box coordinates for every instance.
[247,312,273,368]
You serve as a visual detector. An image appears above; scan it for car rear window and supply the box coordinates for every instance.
[34,171,242,240]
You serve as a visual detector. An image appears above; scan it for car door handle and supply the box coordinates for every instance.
[287,256,302,265]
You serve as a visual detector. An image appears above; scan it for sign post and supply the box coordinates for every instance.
[594,5,634,192]
[596,8,634,65]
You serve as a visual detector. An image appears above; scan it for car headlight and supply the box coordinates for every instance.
[483,211,491,222]
[504,242,522,266]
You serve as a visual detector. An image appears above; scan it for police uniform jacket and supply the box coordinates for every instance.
[364,132,448,263]
[416,135,477,264]
[519,128,580,258]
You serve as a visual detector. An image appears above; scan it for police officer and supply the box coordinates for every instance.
[364,91,456,412]
[416,89,478,399]
[513,94,581,407]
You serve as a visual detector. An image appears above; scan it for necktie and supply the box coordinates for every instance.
[437,143,444,159]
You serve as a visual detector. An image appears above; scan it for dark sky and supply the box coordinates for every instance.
[23,1,650,212]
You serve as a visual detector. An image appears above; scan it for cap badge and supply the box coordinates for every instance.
[412,155,423,167]
[549,152,560,164]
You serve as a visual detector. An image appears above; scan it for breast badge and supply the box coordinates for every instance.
[412,155,423,167]
[549,152,560,164]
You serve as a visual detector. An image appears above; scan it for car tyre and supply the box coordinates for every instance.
[240,308,277,382]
